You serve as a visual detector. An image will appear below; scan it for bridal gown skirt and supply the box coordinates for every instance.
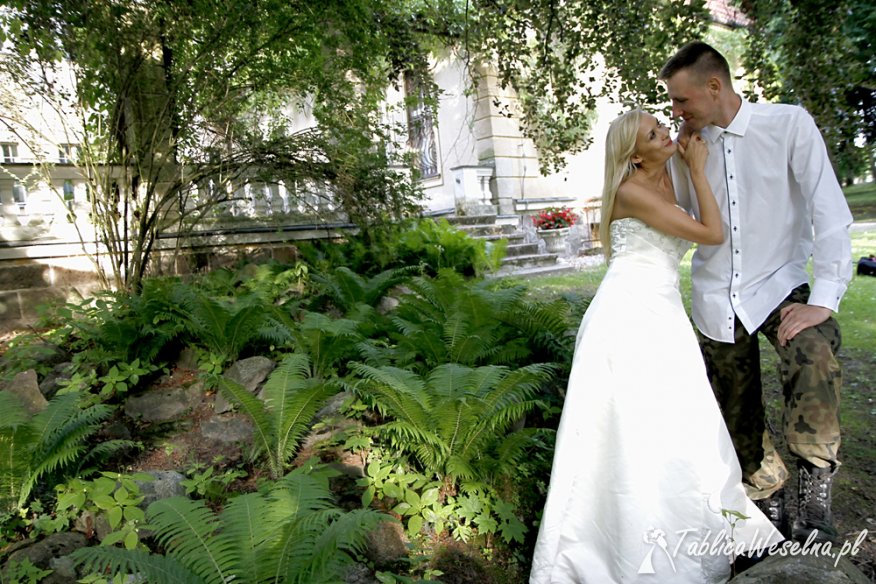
[529,255,783,584]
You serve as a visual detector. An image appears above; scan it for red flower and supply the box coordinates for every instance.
[532,206,578,230]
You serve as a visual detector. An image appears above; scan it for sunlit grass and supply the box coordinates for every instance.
[509,231,875,353]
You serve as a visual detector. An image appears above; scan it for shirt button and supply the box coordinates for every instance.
[735,249,740,254]
[727,149,732,154]
[729,175,734,179]
[735,273,739,278]
[733,226,737,231]
[732,201,736,205]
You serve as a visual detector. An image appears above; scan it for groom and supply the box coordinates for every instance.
[658,41,853,543]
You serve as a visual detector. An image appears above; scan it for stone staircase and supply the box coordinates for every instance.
[445,214,579,278]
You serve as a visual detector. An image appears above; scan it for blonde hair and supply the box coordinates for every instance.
[599,108,642,260]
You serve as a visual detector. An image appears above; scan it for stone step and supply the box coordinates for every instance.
[444,214,498,226]
[457,223,519,237]
[499,252,559,271]
[492,262,579,279]
[504,242,539,257]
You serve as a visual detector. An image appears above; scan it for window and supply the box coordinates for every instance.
[404,72,439,179]
[58,143,78,164]
[12,182,27,211]
[63,180,75,209]
[1,143,17,163]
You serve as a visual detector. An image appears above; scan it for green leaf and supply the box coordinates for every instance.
[407,514,423,536]
[107,506,123,529]
[124,506,145,523]
[92,495,116,510]
[100,530,126,546]
[362,486,375,508]
[124,529,139,550]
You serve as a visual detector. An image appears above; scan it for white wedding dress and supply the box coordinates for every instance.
[529,216,784,583]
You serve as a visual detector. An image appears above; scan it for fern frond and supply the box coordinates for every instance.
[0,391,30,430]
[263,354,338,473]
[350,364,431,427]
[307,509,389,579]
[216,377,276,476]
[76,439,141,473]
[146,496,236,584]
[213,492,275,581]
[0,426,33,514]
[71,547,202,584]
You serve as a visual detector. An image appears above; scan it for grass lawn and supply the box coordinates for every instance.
[845,180,876,222]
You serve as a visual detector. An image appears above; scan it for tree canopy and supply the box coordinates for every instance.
[1,0,871,291]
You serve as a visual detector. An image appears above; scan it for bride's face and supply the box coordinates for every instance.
[633,113,677,165]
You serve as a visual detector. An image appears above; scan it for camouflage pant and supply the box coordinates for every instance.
[699,284,842,500]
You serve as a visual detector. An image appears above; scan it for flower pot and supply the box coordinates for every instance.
[537,227,570,254]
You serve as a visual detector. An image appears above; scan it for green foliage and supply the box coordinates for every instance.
[309,265,417,315]
[352,361,554,492]
[289,311,366,378]
[1,557,52,584]
[397,219,505,278]
[179,289,294,368]
[363,269,573,371]
[471,0,709,172]
[737,0,872,182]
[0,0,442,291]
[356,452,528,545]
[0,392,138,515]
[216,354,339,480]
[55,472,152,550]
[71,464,393,584]
[180,460,248,506]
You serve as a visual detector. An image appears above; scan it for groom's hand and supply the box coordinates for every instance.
[778,303,832,346]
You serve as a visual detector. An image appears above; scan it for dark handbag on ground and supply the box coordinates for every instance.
[857,255,876,277]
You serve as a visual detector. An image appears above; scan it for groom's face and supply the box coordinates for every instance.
[664,69,716,131]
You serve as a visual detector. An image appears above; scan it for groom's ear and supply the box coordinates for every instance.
[706,76,722,96]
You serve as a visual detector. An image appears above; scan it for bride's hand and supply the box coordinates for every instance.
[678,131,708,174]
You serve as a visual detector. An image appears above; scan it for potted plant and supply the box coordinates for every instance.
[532,206,578,254]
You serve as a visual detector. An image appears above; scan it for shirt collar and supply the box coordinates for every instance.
[701,97,750,142]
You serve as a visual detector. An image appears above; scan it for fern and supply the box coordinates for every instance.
[352,361,554,491]
[376,270,574,372]
[217,354,339,479]
[0,392,121,514]
[291,311,365,378]
[71,465,393,584]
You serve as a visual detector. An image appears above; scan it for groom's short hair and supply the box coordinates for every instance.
[659,41,732,85]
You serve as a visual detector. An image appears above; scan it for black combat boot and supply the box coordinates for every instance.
[733,488,787,574]
[792,461,839,544]
[754,487,787,537]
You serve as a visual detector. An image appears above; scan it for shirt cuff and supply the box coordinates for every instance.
[808,280,848,313]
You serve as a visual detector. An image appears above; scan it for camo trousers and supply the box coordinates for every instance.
[699,284,842,501]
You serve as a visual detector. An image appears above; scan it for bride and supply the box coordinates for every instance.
[529,109,784,583]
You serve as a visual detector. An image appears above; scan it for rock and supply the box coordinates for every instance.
[136,470,186,508]
[345,563,379,584]
[4,532,87,571]
[214,356,275,414]
[38,361,74,400]
[730,552,871,583]
[175,347,199,370]
[1,369,48,414]
[124,385,203,424]
[365,520,409,571]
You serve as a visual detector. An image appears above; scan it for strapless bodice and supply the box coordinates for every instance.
[609,216,691,270]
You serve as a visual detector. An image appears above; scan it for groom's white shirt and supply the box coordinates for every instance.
[671,98,853,343]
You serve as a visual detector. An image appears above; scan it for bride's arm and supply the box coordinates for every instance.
[677,133,723,244]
